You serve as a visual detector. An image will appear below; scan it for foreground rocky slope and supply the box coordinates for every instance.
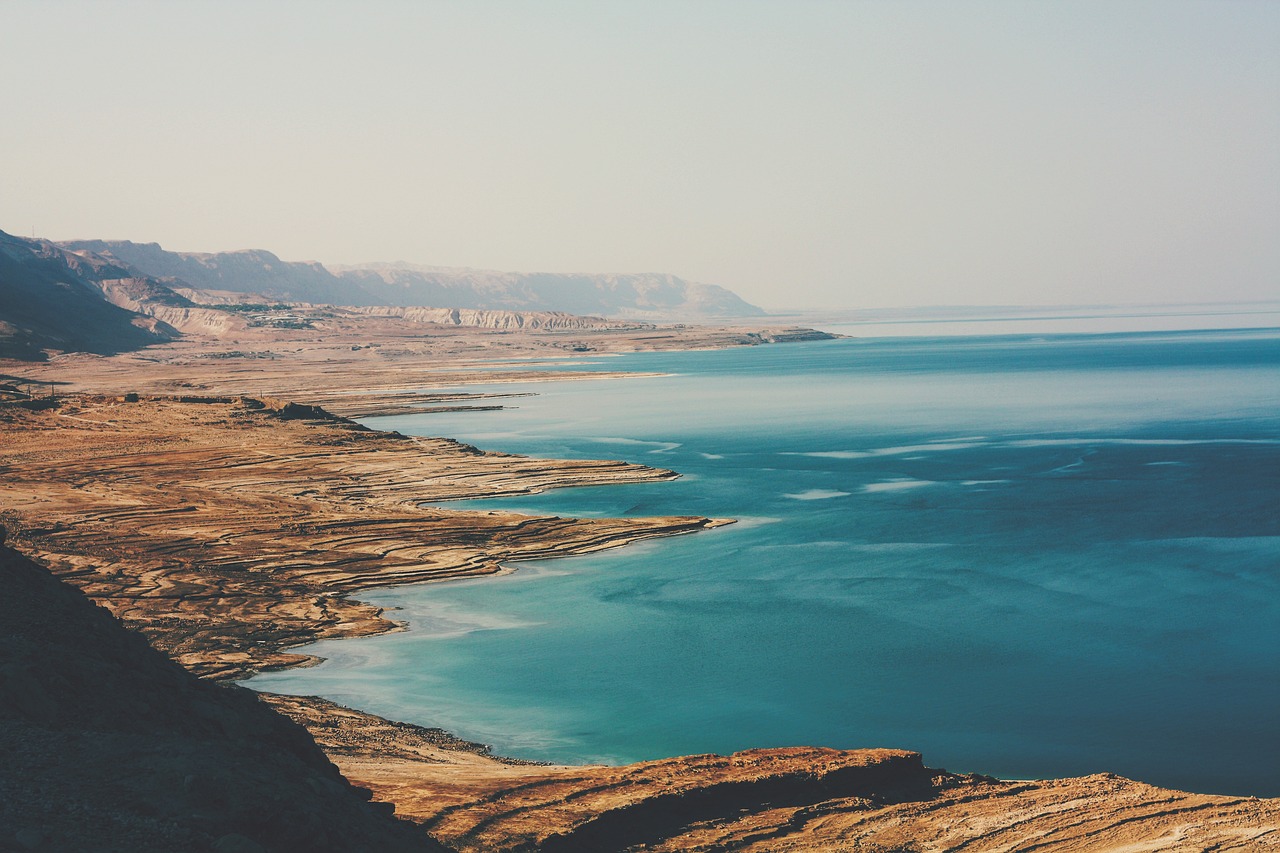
[0,536,443,853]
[274,696,1280,853]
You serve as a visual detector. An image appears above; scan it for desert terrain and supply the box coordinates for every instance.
[2,314,1277,852]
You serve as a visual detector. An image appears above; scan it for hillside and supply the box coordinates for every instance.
[0,230,178,360]
[0,233,812,362]
[60,239,765,319]
[0,532,443,852]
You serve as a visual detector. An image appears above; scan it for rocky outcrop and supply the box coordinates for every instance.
[434,748,936,853]
[291,694,1280,853]
[92,277,250,336]
[0,539,444,852]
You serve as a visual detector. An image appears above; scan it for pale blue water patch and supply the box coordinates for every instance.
[814,302,1280,337]
[249,327,1280,797]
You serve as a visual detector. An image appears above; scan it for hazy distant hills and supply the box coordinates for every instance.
[63,240,357,307]
[0,230,767,359]
[334,262,765,319]
[61,240,765,320]
[0,230,180,360]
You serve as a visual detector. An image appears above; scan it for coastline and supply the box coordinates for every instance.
[0,392,730,679]
[4,326,1278,850]
[2,323,808,680]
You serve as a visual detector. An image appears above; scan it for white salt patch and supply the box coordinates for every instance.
[783,489,851,501]
[848,542,953,552]
[863,479,934,493]
[788,441,984,460]
[747,537,849,550]
[589,436,682,453]
[1006,438,1280,448]
[785,450,871,459]
[869,442,985,455]
[728,516,785,529]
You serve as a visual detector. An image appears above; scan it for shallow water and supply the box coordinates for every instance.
[248,324,1280,796]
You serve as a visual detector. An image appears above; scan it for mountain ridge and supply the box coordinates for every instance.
[61,239,765,320]
[0,231,180,360]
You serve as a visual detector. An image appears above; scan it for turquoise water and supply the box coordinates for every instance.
[249,327,1280,796]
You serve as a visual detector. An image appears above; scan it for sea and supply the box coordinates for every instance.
[247,307,1280,797]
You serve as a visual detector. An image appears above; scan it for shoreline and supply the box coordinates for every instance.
[4,327,1278,850]
[0,391,730,680]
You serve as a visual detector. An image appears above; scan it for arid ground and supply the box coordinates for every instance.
[3,321,1277,851]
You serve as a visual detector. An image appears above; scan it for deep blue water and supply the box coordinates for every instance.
[248,327,1280,796]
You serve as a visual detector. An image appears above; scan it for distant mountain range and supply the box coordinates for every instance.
[0,230,766,360]
[60,240,765,320]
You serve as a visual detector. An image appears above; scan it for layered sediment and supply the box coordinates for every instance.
[271,694,1280,853]
[2,331,1278,851]
[0,394,727,679]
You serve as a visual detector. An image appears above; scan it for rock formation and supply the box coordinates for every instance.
[0,538,444,852]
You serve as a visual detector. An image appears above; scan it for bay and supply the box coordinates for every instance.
[248,323,1280,797]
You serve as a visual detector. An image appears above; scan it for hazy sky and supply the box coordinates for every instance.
[2,1,1276,310]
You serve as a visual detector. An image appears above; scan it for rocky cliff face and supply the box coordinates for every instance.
[61,239,765,320]
[0,230,179,359]
[0,535,444,853]
[90,277,251,336]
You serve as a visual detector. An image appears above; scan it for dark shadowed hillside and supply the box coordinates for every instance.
[0,533,444,852]
[0,230,178,360]
[64,240,357,306]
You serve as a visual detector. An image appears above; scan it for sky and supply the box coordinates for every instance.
[2,1,1277,311]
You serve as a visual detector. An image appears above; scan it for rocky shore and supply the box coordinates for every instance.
[0,394,727,680]
[3,325,1278,851]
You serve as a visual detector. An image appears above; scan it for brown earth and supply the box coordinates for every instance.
[267,694,1280,853]
[0,394,726,680]
[2,325,1278,851]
